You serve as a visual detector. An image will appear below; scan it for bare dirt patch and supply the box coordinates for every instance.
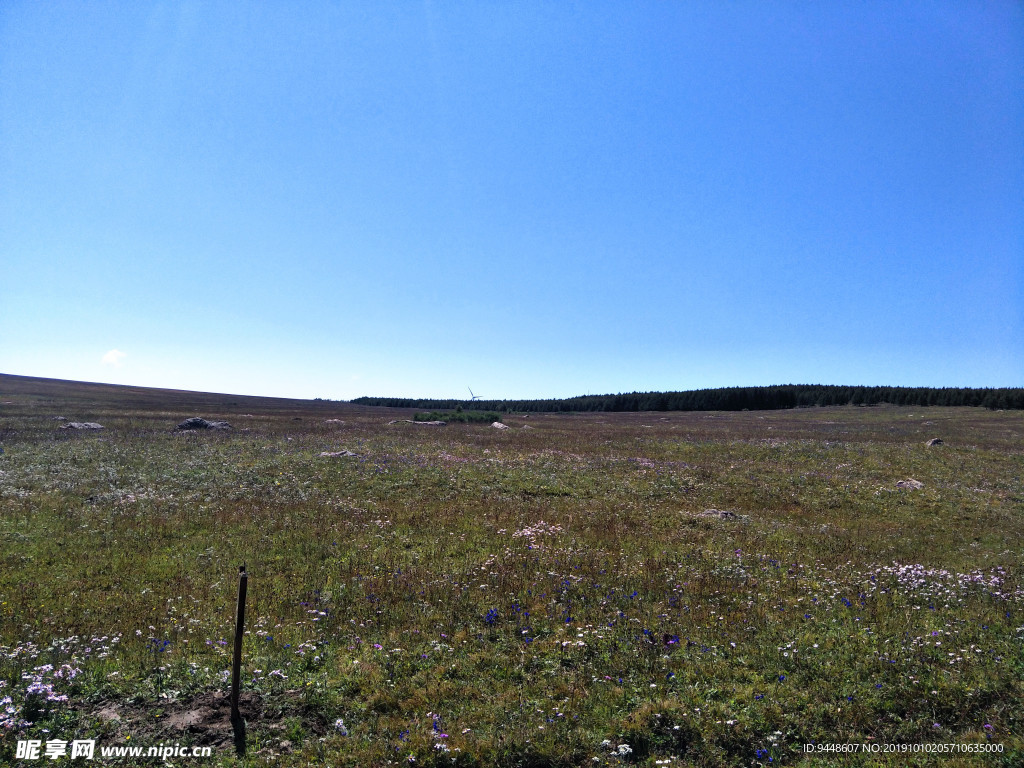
[85,689,317,752]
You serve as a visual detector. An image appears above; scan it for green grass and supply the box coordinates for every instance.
[0,376,1022,766]
[413,410,503,424]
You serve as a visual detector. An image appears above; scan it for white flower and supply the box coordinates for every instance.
[334,718,349,736]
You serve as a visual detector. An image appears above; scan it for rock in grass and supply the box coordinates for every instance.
[175,417,231,431]
[925,437,943,447]
[896,478,924,490]
[320,450,358,458]
[60,422,104,430]
[388,419,446,426]
[491,422,509,430]
[699,508,745,520]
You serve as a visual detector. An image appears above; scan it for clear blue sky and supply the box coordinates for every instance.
[2,2,1021,400]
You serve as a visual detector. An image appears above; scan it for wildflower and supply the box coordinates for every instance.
[334,718,349,735]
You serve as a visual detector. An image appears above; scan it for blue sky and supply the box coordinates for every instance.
[2,1,1021,400]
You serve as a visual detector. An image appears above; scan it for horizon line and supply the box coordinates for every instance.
[2,371,1021,406]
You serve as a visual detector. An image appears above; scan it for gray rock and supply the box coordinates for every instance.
[319,450,358,457]
[925,438,943,447]
[491,422,509,429]
[699,508,742,519]
[175,417,231,431]
[896,478,924,490]
[60,422,104,430]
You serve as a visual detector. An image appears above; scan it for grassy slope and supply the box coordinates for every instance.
[0,375,1022,766]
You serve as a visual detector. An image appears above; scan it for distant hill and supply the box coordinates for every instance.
[353,385,1024,412]
[0,373,373,417]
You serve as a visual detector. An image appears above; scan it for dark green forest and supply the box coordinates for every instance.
[352,385,1024,412]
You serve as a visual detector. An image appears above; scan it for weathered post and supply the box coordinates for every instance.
[230,564,248,753]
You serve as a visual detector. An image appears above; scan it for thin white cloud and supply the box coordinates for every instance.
[101,349,127,367]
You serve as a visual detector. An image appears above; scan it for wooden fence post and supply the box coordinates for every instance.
[230,564,248,752]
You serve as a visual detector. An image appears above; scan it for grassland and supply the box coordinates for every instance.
[0,374,1022,766]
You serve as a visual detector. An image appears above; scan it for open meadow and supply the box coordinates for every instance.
[0,375,1022,766]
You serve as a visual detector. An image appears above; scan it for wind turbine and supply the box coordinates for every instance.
[468,387,482,401]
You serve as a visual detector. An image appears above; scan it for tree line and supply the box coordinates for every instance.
[351,385,1024,413]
